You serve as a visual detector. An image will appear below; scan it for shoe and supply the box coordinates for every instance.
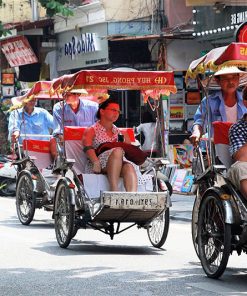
[239,225,247,245]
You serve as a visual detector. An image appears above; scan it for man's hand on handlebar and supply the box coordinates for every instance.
[11,131,20,143]
[190,125,202,147]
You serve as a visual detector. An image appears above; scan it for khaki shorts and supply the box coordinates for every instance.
[227,161,247,190]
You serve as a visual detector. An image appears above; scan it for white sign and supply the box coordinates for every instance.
[64,33,100,60]
[2,85,15,97]
[56,23,109,72]
[231,11,247,25]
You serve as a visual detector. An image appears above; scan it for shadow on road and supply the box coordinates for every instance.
[0,265,247,296]
[33,238,166,256]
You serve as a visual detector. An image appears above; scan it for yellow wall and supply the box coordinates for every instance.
[102,0,156,21]
[0,0,46,23]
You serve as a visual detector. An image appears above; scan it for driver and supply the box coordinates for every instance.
[8,97,53,144]
[51,89,98,160]
[52,89,98,138]
[190,66,247,146]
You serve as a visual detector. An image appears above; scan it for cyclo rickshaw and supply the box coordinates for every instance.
[186,42,247,278]
[11,81,62,223]
[14,70,177,250]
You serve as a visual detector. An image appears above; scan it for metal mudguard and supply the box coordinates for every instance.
[54,177,76,206]
[201,186,241,225]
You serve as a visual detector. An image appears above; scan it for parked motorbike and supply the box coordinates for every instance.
[0,155,16,196]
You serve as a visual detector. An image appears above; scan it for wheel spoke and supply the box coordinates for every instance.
[54,181,75,248]
[148,209,169,248]
[16,174,35,225]
[198,194,231,278]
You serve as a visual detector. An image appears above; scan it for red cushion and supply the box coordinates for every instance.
[22,139,51,153]
[64,126,135,141]
[213,121,233,145]
[64,126,86,140]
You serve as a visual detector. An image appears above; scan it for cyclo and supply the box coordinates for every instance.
[14,70,177,250]
[187,42,247,278]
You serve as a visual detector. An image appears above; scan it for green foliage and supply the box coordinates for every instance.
[0,0,73,36]
[38,0,73,17]
[0,21,11,37]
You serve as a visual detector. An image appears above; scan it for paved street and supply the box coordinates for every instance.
[0,194,247,296]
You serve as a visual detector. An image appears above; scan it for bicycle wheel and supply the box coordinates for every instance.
[54,180,75,248]
[147,208,170,248]
[197,193,231,278]
[191,196,201,258]
[16,173,36,225]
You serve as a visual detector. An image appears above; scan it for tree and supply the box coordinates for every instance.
[0,0,73,37]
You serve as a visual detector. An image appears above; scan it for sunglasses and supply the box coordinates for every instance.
[105,108,121,114]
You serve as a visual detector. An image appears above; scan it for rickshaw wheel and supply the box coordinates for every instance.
[197,193,231,278]
[54,180,75,248]
[147,208,170,248]
[191,196,200,258]
[16,173,36,225]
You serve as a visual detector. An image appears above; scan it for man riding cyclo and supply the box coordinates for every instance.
[8,96,53,145]
[190,66,247,146]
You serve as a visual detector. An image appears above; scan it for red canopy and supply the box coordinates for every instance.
[186,42,247,80]
[10,81,62,110]
[11,70,177,109]
[51,70,177,101]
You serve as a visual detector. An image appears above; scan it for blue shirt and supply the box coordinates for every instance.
[193,90,247,135]
[53,99,98,136]
[8,107,53,143]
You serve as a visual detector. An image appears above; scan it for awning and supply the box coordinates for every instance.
[186,0,247,6]
[1,35,38,67]
[185,42,247,80]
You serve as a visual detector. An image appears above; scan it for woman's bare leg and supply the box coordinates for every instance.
[121,163,138,192]
[105,148,124,191]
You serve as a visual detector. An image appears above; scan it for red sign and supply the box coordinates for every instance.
[1,36,38,67]
[235,22,247,43]
[52,70,176,92]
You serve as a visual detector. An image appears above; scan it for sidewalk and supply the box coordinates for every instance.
[170,193,195,222]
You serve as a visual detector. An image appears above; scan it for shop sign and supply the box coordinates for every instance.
[57,23,109,72]
[1,36,38,67]
[231,11,247,25]
[193,6,247,36]
[64,33,100,60]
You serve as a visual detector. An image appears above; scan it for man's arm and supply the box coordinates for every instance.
[189,98,206,146]
[52,103,63,136]
[45,110,53,130]
[8,110,21,143]
[233,144,247,162]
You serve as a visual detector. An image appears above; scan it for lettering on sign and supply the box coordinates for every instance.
[64,33,100,60]
[115,198,154,207]
[85,75,167,85]
[240,47,247,55]
[231,11,247,25]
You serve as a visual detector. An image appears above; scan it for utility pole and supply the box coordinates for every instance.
[31,0,39,21]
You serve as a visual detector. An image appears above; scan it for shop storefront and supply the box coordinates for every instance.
[56,23,109,74]
[192,5,247,45]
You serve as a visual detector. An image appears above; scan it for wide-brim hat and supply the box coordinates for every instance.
[65,88,88,95]
[205,66,247,89]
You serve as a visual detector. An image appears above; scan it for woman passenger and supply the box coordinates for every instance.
[82,99,138,192]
